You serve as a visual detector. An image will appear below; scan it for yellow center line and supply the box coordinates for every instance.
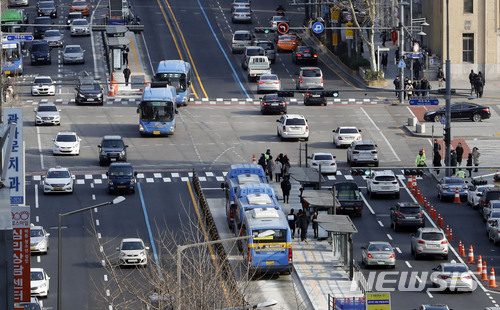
[320,57,361,90]
[127,33,142,75]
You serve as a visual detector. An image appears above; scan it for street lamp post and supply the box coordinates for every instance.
[444,0,451,176]
[57,196,126,310]
[176,231,274,310]
[398,1,407,104]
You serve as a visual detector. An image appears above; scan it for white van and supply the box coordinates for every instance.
[232,30,255,53]
[296,67,323,90]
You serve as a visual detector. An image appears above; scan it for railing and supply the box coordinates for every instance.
[352,261,372,294]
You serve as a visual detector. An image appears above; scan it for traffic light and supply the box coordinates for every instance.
[322,90,339,97]
[404,169,424,177]
[443,127,451,145]
[471,178,487,186]
[351,169,370,176]
[332,91,339,98]
[254,27,275,34]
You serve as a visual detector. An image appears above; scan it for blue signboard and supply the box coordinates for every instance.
[6,34,33,41]
[312,22,324,34]
[408,53,423,58]
[409,99,439,105]
[397,59,406,68]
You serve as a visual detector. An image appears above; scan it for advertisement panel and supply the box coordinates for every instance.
[3,108,24,205]
[366,292,391,310]
[12,206,30,302]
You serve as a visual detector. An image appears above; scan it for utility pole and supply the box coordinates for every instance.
[398,1,406,104]
[444,0,451,176]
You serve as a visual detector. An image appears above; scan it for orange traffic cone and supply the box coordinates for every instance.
[418,190,424,204]
[467,245,475,264]
[438,214,444,229]
[445,224,450,236]
[488,268,498,287]
[453,188,461,204]
[252,154,256,163]
[448,228,454,242]
[422,147,425,155]
[407,175,413,189]
[108,85,115,97]
[412,175,417,189]
[481,261,488,281]
[476,255,483,274]
[459,240,466,257]
[431,207,437,221]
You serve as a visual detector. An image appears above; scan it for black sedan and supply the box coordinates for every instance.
[75,78,104,105]
[260,94,287,115]
[292,46,318,64]
[304,89,327,106]
[423,102,490,122]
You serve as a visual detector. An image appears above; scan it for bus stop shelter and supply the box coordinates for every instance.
[317,214,358,279]
[290,166,325,189]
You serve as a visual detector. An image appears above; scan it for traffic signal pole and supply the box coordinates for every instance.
[444,0,452,177]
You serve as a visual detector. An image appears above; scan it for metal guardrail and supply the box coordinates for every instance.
[352,261,371,294]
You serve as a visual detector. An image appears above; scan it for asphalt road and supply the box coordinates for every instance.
[16,0,500,309]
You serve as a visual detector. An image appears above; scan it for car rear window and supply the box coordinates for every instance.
[490,211,500,218]
[446,178,465,184]
[235,8,250,13]
[486,192,500,200]
[285,118,306,126]
[257,42,274,50]
[443,265,468,273]
[374,176,396,182]
[302,69,321,77]
[339,128,359,134]
[234,33,251,40]
[354,144,376,151]
[401,207,421,214]
[421,232,444,240]
[247,48,264,56]
[314,154,333,160]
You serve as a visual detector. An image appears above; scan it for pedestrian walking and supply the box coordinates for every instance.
[469,70,476,94]
[258,153,267,172]
[466,153,473,177]
[395,47,400,62]
[282,157,291,179]
[437,67,445,87]
[123,66,131,86]
[296,210,310,242]
[473,74,484,98]
[266,155,274,181]
[405,81,414,101]
[433,138,441,154]
[380,30,388,47]
[381,52,388,70]
[312,211,319,238]
[391,29,398,45]
[415,149,426,167]
[273,158,283,182]
[393,76,400,97]
[358,41,364,54]
[296,210,303,236]
[455,142,464,166]
[287,209,296,238]
[472,147,480,172]
[122,46,129,65]
[281,176,292,203]
[433,150,442,175]
[420,77,431,97]
[450,149,458,175]
[264,149,271,161]
[413,59,422,80]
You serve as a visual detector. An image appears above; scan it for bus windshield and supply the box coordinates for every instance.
[155,73,187,92]
[140,101,174,122]
[2,43,20,61]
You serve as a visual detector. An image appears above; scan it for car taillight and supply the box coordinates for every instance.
[356,136,361,140]
[353,151,359,154]
[464,275,472,279]
[258,81,264,84]
[338,137,343,140]
[305,126,309,131]
[392,181,398,184]
[289,248,293,262]
[440,275,450,279]
[306,93,310,98]
[488,220,496,224]
[395,212,403,217]
[483,108,490,112]
[229,208,234,219]
[312,163,318,166]
[299,76,303,84]
[390,253,395,258]
[371,151,378,154]
[418,240,425,244]
[321,77,324,83]
[282,102,286,106]
[442,185,449,189]
[367,253,373,258]
[273,81,280,84]
[462,185,468,189]
[418,213,424,217]
[313,53,318,57]
[296,53,302,57]
[283,126,286,131]
[330,162,335,166]
[441,240,448,244]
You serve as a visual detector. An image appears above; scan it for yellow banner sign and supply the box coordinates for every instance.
[332,33,338,46]
[330,7,340,20]
[366,292,391,310]
[346,22,354,39]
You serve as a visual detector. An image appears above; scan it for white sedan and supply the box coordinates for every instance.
[257,74,281,94]
[308,152,337,174]
[430,262,475,292]
[43,166,74,194]
[333,126,362,148]
[31,76,55,96]
[53,132,81,155]
[30,224,50,253]
[70,18,90,36]
[30,268,50,297]
[467,184,494,209]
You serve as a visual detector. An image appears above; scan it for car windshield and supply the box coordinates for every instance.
[445,178,464,184]
[47,170,70,178]
[30,229,43,237]
[355,144,376,151]
[39,2,54,8]
[442,265,468,273]
[65,46,82,53]
[80,83,100,90]
[486,192,500,200]
[234,33,251,40]
[30,272,44,281]
[285,119,306,125]
[339,128,359,134]
[421,232,444,240]
[37,105,57,112]
[314,154,333,160]
[32,44,49,52]
[490,202,500,209]
[72,1,87,6]
[279,35,294,41]
[73,20,88,25]
[109,167,133,177]
[35,18,51,25]
[56,134,77,142]
[102,139,124,148]
[34,78,52,84]
[122,241,144,250]
[273,16,287,22]
[401,207,421,214]
[247,48,263,56]
[44,31,59,37]
[374,176,395,181]
[368,243,392,251]
[302,69,321,77]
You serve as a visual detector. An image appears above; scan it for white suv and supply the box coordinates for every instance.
[411,227,449,260]
[366,170,400,198]
[276,114,309,141]
[231,30,255,53]
[347,140,378,167]
[117,238,149,267]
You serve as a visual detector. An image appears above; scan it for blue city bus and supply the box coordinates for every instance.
[137,83,177,136]
[1,39,23,76]
[241,208,293,275]
[155,60,192,106]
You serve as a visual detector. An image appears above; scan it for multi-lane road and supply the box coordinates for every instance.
[14,0,500,309]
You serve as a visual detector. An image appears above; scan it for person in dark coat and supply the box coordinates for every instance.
[472,147,480,172]
[296,210,310,241]
[466,153,473,178]
[266,156,274,181]
[282,159,291,180]
[381,52,388,70]
[287,209,296,238]
[281,176,292,203]
[450,149,458,175]
[258,153,267,171]
[123,66,131,86]
[312,211,319,238]
[413,59,422,80]
[433,150,442,175]
[393,76,400,97]
[469,70,476,94]
[455,142,464,166]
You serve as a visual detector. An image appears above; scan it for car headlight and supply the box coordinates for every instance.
[36,115,42,120]
[140,251,145,256]
[120,151,125,156]
[53,142,60,147]
[54,115,60,120]
[65,182,71,186]
[120,251,126,256]
[40,283,46,288]
[78,93,85,98]
[130,178,136,184]
[97,93,103,98]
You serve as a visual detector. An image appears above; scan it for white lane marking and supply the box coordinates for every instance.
[96,219,100,226]
[104,274,108,281]
[378,220,384,227]
[416,275,422,283]
[106,289,110,296]
[91,183,94,188]
[35,184,39,208]
[386,234,393,240]
[37,127,44,170]
[360,107,401,161]
[92,194,96,201]
[37,256,41,263]
[426,290,433,298]
[395,247,402,254]
[97,233,101,239]
[345,175,354,180]
[405,261,412,268]
[360,192,375,215]
[36,215,39,222]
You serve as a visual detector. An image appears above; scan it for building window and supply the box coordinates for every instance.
[464,0,473,13]
[463,34,474,63]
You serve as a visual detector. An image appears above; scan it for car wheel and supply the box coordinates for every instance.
[395,192,400,199]
[471,113,482,122]
[433,115,442,123]
[443,254,448,260]
[304,137,309,141]
[390,265,395,269]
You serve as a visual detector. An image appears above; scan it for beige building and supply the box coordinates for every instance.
[422,0,499,81]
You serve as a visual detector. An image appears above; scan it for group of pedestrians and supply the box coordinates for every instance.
[430,139,480,178]
[469,70,485,98]
[393,76,432,99]
[287,209,318,241]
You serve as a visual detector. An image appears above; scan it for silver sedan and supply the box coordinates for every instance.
[257,74,281,94]
[63,45,85,64]
[232,7,252,23]
[42,30,63,47]
[361,241,395,268]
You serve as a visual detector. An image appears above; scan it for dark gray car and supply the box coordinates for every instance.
[390,202,425,231]
[98,135,128,165]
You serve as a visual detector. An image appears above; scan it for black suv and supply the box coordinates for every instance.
[33,16,52,39]
[292,46,318,64]
[304,89,327,106]
[30,40,51,65]
[37,1,57,18]
[98,135,128,166]
[75,77,104,105]
[390,202,425,232]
